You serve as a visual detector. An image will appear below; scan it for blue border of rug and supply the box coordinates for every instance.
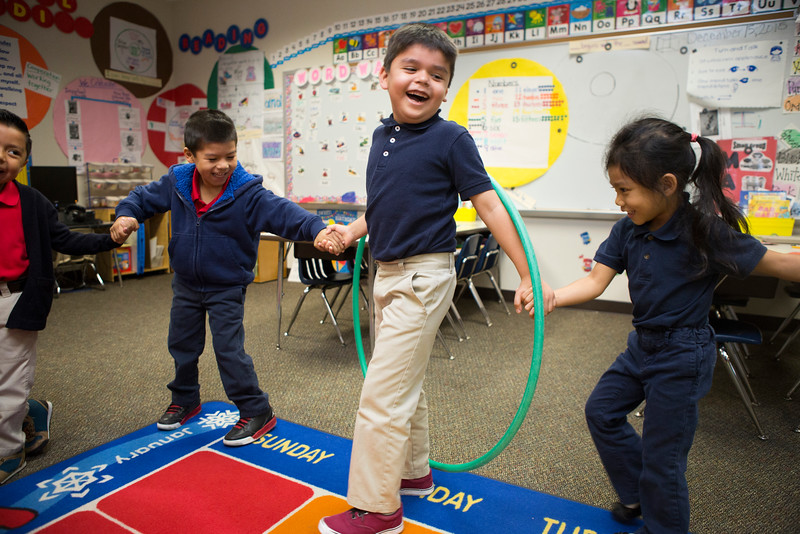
[0,401,642,533]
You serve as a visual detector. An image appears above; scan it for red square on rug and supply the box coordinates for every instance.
[98,450,313,533]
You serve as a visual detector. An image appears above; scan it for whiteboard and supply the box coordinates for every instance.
[442,17,794,212]
[284,17,794,211]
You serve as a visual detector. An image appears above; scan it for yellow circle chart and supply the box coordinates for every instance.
[448,58,569,189]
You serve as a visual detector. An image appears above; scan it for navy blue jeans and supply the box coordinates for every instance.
[167,277,270,417]
[585,325,716,534]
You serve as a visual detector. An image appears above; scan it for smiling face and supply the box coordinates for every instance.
[184,140,237,191]
[0,123,29,190]
[609,165,677,231]
[379,43,450,125]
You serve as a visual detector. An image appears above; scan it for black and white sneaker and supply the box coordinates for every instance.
[157,402,201,430]
[222,406,276,446]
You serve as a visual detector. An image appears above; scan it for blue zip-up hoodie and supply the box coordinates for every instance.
[115,162,326,292]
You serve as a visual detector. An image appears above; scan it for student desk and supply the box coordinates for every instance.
[260,220,490,350]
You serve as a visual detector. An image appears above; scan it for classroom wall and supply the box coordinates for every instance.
[4,0,797,316]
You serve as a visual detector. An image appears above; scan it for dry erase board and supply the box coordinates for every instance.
[283,17,794,211]
[442,17,795,212]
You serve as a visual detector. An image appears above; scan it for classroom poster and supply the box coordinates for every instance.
[109,17,158,79]
[687,40,786,108]
[217,49,264,131]
[717,137,777,207]
[0,36,27,118]
[467,76,552,169]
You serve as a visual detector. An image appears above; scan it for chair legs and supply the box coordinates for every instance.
[717,344,767,440]
[448,302,469,340]
[284,286,347,345]
[436,329,454,360]
[467,280,492,327]
[773,326,800,361]
[786,376,800,401]
[768,300,800,344]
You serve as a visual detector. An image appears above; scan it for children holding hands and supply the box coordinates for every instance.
[110,109,343,447]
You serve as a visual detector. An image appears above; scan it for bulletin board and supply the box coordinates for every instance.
[283,63,388,203]
[284,15,795,211]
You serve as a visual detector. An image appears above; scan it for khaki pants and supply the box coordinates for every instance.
[347,252,455,513]
[0,290,37,456]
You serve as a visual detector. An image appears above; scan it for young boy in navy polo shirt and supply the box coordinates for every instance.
[111,109,342,447]
[319,23,555,534]
[0,109,124,484]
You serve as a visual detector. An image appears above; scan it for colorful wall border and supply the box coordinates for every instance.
[268,0,797,69]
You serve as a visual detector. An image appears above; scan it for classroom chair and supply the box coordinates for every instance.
[460,233,510,327]
[283,242,357,346]
[52,251,105,296]
[767,282,800,360]
[449,234,484,337]
[710,317,767,440]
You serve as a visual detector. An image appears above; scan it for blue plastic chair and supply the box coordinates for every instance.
[447,234,484,339]
[459,234,510,327]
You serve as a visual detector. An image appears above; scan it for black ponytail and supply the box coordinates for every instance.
[605,117,748,275]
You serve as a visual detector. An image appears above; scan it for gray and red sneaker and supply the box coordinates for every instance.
[156,402,201,430]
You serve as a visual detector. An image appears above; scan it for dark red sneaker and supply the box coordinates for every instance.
[318,506,403,534]
[399,470,433,496]
[156,402,201,430]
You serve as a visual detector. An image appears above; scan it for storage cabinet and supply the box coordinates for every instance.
[86,162,154,209]
[87,162,170,280]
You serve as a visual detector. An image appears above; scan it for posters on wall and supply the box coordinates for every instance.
[217,49,264,132]
[109,17,159,80]
[687,40,786,108]
[0,36,27,118]
[53,77,147,170]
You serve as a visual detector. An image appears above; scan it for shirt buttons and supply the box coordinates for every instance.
[390,138,396,143]
[647,235,654,241]
[394,126,400,131]
[644,253,650,260]
[383,151,389,157]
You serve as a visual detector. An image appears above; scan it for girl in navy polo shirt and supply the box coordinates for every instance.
[546,117,800,534]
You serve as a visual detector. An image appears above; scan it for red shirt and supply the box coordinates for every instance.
[0,181,29,280]
[191,168,230,216]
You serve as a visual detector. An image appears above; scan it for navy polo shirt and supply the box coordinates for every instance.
[595,202,767,329]
[365,111,492,262]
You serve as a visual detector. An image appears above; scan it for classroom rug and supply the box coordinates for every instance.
[0,401,642,533]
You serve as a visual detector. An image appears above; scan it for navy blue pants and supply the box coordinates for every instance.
[585,326,716,534]
[167,277,269,417]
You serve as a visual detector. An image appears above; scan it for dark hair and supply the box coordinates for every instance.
[0,108,31,158]
[383,23,458,87]
[183,109,237,153]
[605,117,747,274]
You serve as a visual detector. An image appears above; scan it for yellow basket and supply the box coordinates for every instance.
[454,207,477,222]
[747,216,795,237]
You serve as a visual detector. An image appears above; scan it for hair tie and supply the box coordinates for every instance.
[690,133,698,142]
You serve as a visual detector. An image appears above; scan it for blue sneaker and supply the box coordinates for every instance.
[23,399,53,455]
[0,450,26,485]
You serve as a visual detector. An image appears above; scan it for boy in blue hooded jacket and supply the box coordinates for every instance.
[111,109,341,446]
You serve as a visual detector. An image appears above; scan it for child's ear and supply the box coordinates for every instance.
[183,147,195,163]
[661,173,678,196]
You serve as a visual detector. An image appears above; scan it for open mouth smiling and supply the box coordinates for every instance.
[407,92,428,102]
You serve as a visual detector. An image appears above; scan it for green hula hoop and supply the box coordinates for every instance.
[351,176,545,472]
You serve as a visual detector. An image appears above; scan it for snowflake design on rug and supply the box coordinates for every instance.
[198,409,239,430]
[36,464,113,501]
